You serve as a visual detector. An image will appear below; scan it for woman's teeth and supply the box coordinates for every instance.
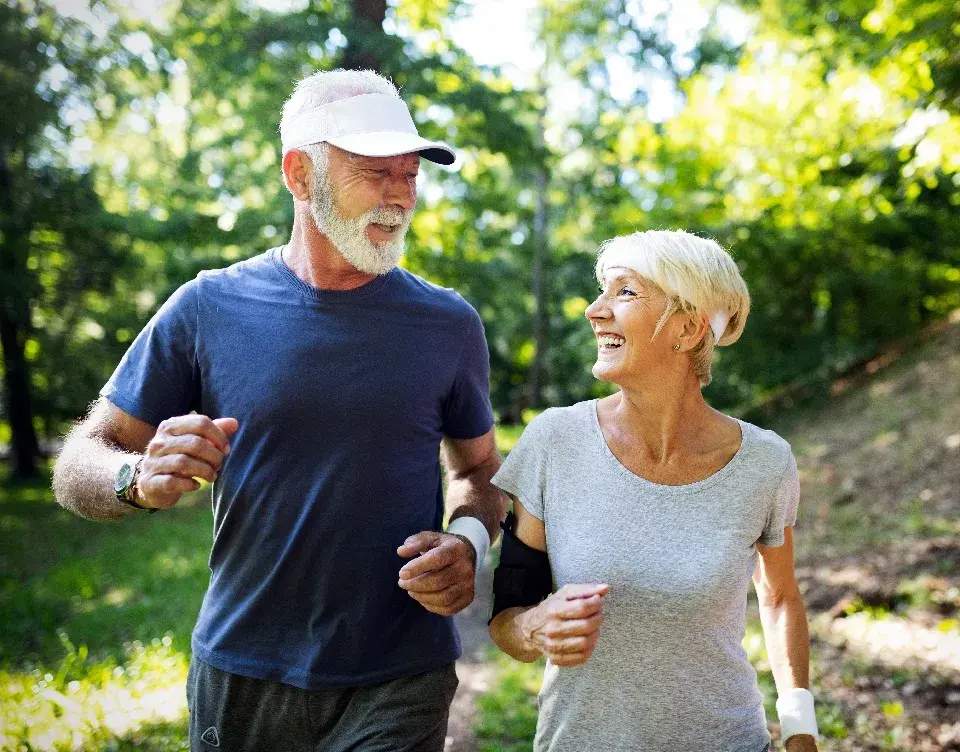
[598,335,625,348]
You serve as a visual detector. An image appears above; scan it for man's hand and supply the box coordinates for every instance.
[785,735,818,752]
[137,415,238,510]
[397,531,476,616]
[518,583,608,666]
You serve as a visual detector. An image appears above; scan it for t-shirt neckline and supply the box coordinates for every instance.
[586,398,749,494]
[270,246,396,303]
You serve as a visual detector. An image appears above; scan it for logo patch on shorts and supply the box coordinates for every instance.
[201,726,220,747]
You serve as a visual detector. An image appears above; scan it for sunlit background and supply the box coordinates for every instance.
[2,0,959,749]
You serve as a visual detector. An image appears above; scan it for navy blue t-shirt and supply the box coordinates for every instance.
[102,247,494,688]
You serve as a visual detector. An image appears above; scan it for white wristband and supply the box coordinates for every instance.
[776,688,819,742]
[445,516,490,576]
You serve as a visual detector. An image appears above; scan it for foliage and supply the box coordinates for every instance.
[2,0,959,469]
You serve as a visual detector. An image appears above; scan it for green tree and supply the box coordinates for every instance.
[0,1,130,479]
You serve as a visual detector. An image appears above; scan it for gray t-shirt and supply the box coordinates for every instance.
[491,399,800,752]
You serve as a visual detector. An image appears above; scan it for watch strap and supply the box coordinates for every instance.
[117,458,157,513]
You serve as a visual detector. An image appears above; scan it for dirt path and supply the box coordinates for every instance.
[445,557,495,752]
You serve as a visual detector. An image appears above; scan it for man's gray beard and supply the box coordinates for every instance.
[309,170,412,276]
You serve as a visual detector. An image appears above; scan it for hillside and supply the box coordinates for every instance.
[776,311,960,749]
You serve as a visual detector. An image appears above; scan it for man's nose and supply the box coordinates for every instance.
[385,174,416,211]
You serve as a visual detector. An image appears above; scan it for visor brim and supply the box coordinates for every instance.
[325,132,456,166]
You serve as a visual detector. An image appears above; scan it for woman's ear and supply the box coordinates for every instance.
[676,311,710,352]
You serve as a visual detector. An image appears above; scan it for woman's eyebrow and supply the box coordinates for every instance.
[601,273,635,287]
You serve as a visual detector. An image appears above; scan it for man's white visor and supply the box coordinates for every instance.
[280,92,456,166]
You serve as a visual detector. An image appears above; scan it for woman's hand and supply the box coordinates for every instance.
[517,583,609,666]
[785,734,818,751]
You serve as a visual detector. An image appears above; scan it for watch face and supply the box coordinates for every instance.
[115,462,135,494]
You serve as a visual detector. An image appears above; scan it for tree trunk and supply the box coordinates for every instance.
[341,0,388,72]
[0,144,40,479]
[529,78,549,409]
[530,164,548,409]
[0,302,39,479]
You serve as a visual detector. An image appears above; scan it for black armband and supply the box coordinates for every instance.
[489,512,553,624]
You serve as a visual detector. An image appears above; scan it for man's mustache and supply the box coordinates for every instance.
[369,206,411,226]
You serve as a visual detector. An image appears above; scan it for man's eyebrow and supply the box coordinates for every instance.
[350,158,419,172]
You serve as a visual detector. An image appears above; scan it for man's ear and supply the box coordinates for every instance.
[282,149,311,202]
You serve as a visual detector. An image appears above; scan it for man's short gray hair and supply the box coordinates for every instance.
[280,69,401,177]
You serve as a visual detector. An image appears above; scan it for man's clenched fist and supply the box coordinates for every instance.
[137,415,238,510]
[397,531,477,616]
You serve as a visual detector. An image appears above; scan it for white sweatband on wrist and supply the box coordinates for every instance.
[446,516,490,576]
[776,688,819,742]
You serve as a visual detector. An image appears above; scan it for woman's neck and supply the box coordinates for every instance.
[604,372,723,463]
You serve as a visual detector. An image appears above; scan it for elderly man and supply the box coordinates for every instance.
[52,69,505,752]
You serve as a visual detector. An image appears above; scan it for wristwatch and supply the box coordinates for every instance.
[114,458,156,513]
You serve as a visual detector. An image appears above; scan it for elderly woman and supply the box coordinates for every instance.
[488,230,819,752]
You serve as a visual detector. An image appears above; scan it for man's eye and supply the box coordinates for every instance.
[619,287,636,296]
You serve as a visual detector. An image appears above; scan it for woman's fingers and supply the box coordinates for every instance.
[550,650,595,667]
[551,592,605,620]
[545,612,604,638]
[558,583,609,600]
[546,634,599,665]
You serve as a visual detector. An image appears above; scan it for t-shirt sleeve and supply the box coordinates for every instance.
[759,452,800,547]
[491,414,551,521]
[100,279,201,427]
[441,305,494,440]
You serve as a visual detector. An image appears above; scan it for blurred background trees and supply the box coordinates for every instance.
[2,0,959,478]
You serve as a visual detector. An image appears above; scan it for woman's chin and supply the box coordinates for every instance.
[592,360,620,383]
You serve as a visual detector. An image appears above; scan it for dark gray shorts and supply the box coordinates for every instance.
[186,658,458,752]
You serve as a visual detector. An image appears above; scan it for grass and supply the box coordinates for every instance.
[474,652,543,752]
[0,423,526,750]
[0,468,211,751]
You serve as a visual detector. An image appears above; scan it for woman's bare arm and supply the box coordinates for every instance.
[754,526,817,751]
[488,497,608,666]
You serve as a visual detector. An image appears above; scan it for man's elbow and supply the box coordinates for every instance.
[51,443,75,511]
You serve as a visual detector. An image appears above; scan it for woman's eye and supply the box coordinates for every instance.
[619,287,635,296]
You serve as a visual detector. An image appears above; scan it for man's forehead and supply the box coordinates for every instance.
[344,150,420,169]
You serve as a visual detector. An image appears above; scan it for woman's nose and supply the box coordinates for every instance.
[585,295,611,321]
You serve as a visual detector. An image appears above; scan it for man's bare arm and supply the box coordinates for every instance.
[53,398,237,522]
[441,428,507,543]
[395,428,508,616]
[52,398,157,521]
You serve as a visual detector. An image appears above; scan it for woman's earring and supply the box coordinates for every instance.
[674,343,681,351]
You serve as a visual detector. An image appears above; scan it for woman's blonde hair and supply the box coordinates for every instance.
[595,229,750,387]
